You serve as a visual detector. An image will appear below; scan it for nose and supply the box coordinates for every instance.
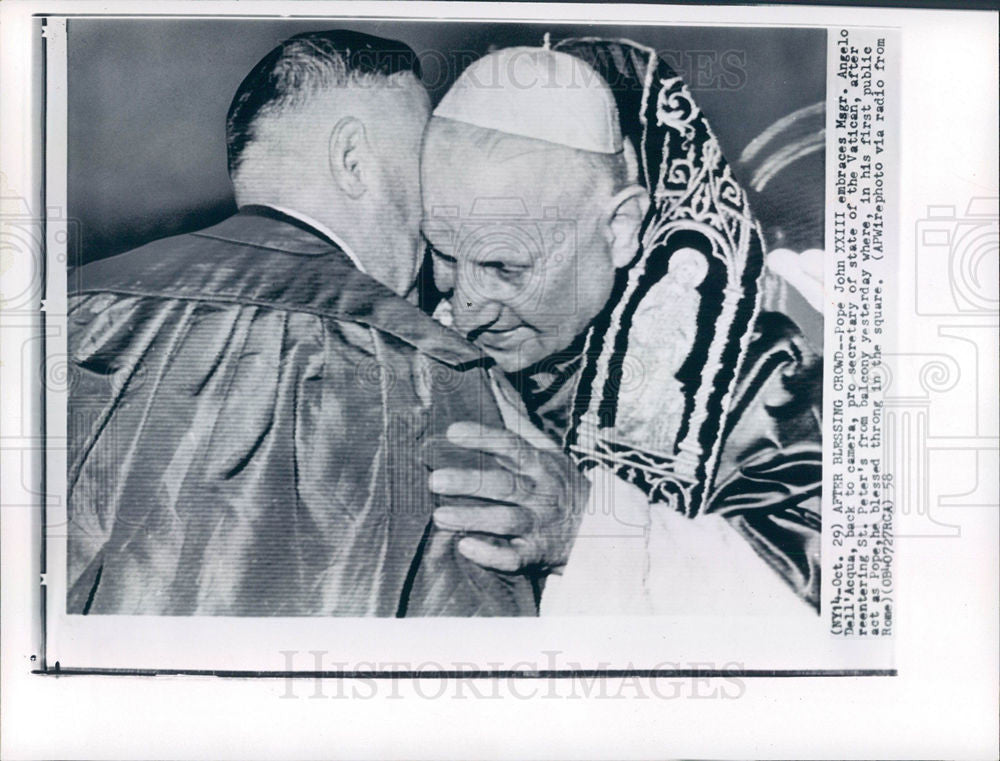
[451,264,503,337]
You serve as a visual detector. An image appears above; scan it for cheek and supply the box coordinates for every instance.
[534,245,614,334]
[578,259,616,319]
[405,159,424,220]
[528,266,573,328]
[384,156,422,225]
[576,229,617,312]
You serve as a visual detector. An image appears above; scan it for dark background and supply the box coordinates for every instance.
[67,19,825,268]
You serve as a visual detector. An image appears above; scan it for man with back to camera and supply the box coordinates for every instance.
[420,44,823,615]
[66,30,587,616]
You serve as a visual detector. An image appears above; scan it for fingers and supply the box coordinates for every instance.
[429,468,528,503]
[489,379,561,452]
[443,421,526,467]
[456,536,524,573]
[434,504,535,537]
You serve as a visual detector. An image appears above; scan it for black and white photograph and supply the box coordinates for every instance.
[23,6,903,675]
[1,2,997,759]
[62,19,826,622]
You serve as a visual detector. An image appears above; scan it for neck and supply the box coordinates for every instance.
[234,180,415,297]
[237,186,374,265]
[239,186,352,238]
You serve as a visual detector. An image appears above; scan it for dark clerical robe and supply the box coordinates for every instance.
[66,207,535,617]
[514,311,822,611]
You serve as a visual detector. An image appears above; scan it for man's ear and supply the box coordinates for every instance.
[328,116,368,199]
[604,184,650,269]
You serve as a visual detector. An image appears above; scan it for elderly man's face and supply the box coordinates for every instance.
[422,146,619,372]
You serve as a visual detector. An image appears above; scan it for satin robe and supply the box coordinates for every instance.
[66,207,536,617]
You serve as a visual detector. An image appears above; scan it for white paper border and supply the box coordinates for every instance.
[2,2,997,759]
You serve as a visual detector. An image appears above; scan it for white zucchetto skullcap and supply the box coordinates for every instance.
[433,47,623,154]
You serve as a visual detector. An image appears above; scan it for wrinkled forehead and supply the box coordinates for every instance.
[422,121,580,217]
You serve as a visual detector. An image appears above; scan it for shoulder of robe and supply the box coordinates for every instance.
[69,213,489,371]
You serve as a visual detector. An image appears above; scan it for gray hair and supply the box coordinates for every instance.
[226,30,422,176]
